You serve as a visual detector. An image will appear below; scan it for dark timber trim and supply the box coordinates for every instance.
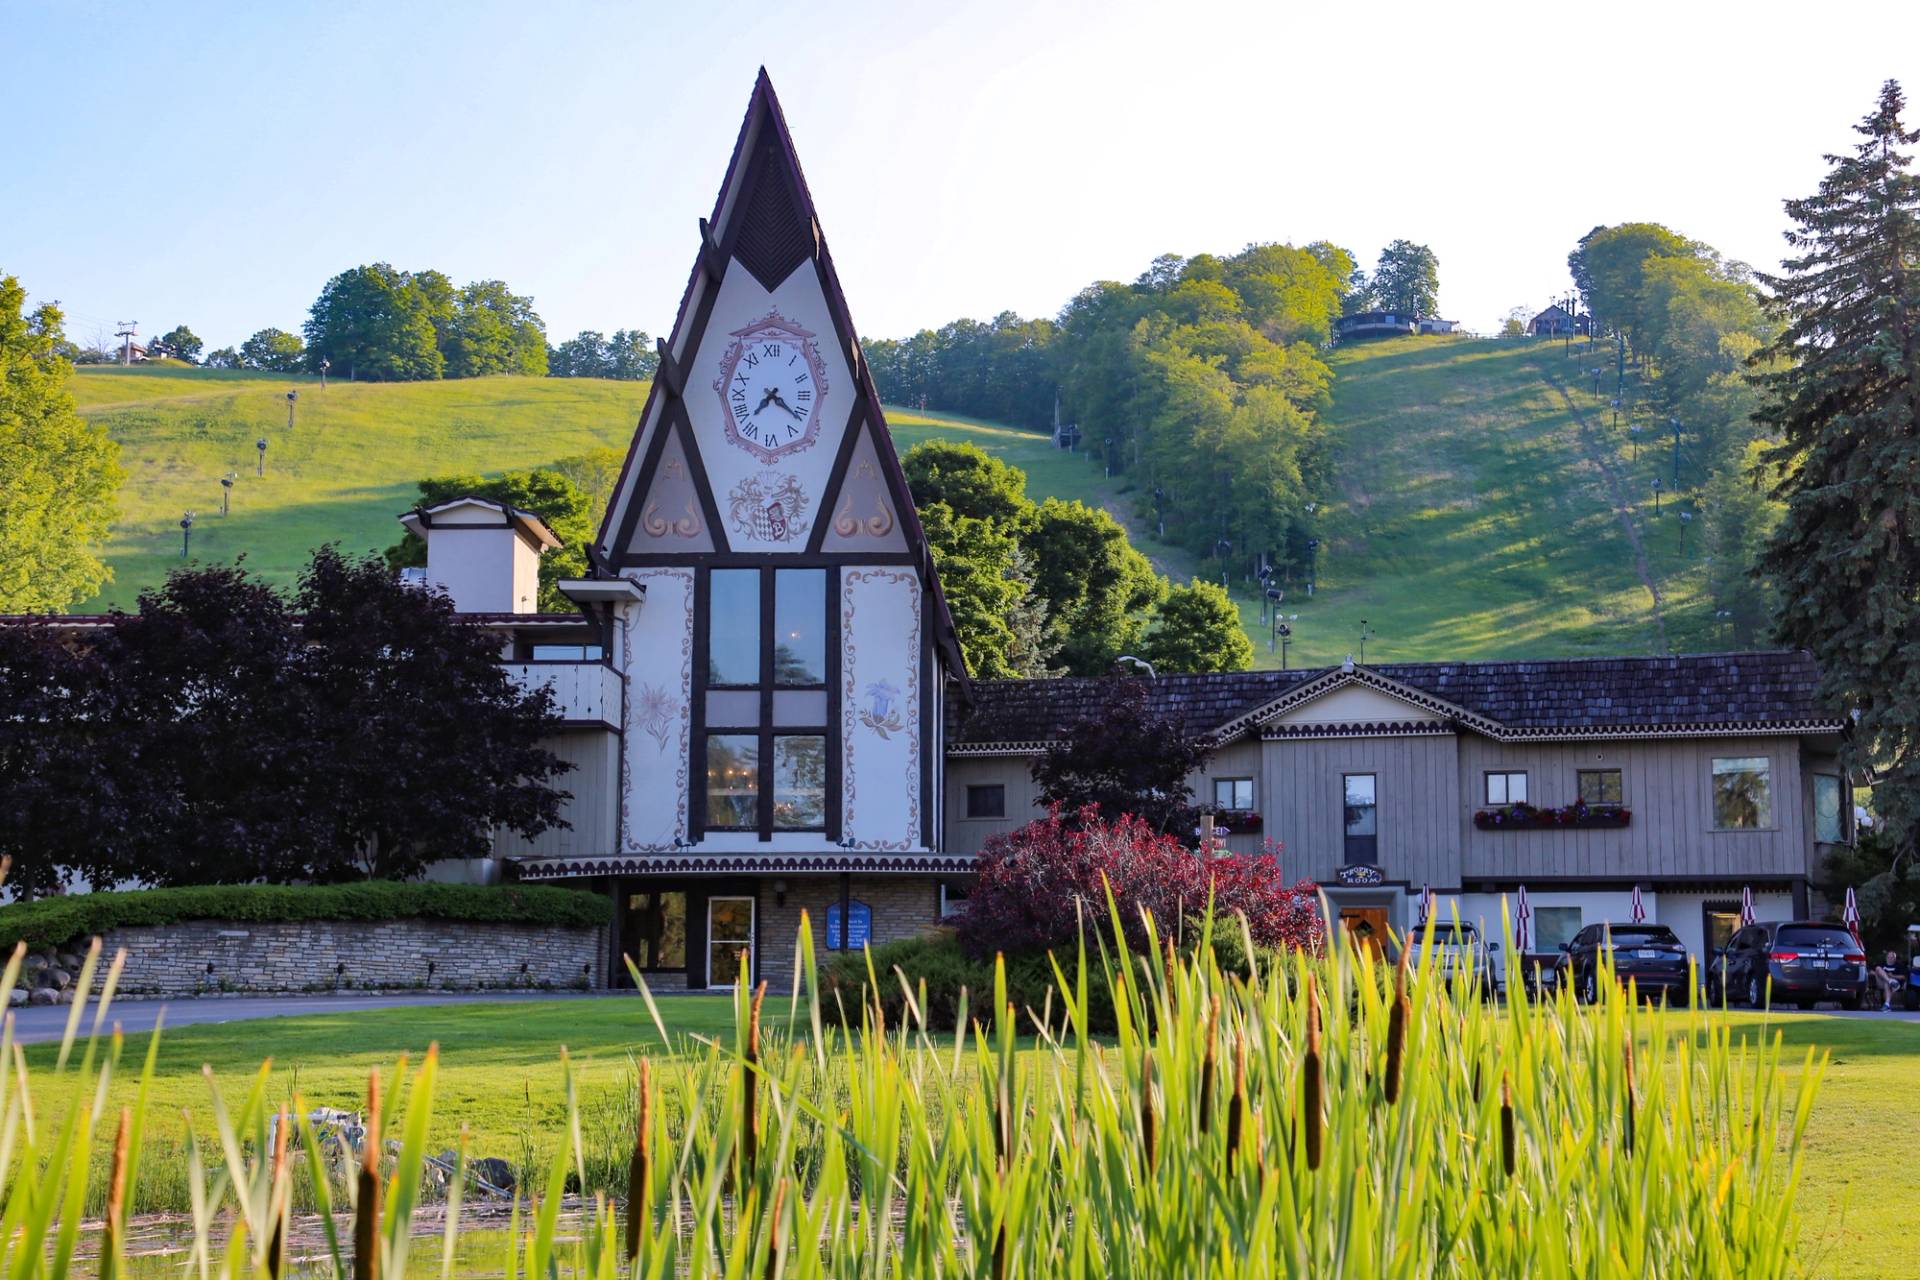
[805,395,871,555]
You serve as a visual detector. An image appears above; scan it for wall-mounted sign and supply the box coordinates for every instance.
[826,899,872,950]
[1336,864,1385,886]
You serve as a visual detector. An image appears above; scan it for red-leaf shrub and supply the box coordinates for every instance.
[956,805,1324,959]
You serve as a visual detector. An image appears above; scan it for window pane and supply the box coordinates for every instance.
[1507,773,1526,804]
[1486,774,1507,805]
[656,892,687,968]
[708,570,760,686]
[1814,775,1843,843]
[967,784,1006,819]
[706,734,759,827]
[772,735,826,828]
[1534,906,1581,951]
[1343,775,1376,836]
[1579,770,1623,805]
[532,644,603,660]
[1712,757,1772,829]
[1214,778,1253,810]
[773,569,826,686]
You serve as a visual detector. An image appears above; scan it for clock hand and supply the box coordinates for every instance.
[753,386,779,414]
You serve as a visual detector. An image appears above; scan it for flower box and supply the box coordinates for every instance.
[1472,802,1631,831]
[1202,811,1263,836]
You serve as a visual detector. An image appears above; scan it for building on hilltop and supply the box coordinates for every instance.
[1529,304,1593,337]
[1335,311,1458,342]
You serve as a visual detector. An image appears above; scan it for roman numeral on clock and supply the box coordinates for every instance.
[762,343,781,357]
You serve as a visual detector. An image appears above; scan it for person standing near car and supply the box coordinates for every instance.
[1871,949,1902,1011]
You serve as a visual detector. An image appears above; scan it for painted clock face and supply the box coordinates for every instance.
[712,312,830,464]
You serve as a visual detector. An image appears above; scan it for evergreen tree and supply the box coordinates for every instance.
[1756,80,1920,857]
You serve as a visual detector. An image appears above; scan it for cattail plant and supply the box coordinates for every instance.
[1384,949,1410,1105]
[624,1056,652,1262]
[354,1069,382,1280]
[1500,1073,1516,1179]
[1300,973,1324,1171]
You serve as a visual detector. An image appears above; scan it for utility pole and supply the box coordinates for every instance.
[179,511,195,558]
[256,437,268,476]
[220,472,236,515]
[1671,417,1682,484]
[115,321,138,366]
[285,389,298,430]
[319,357,330,389]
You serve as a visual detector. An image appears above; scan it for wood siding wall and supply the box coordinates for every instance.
[1261,735,1463,886]
[1455,735,1809,882]
[945,756,1045,855]
[494,729,620,859]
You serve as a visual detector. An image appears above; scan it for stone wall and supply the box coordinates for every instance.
[52,918,609,999]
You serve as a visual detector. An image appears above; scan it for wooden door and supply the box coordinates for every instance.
[1341,907,1390,956]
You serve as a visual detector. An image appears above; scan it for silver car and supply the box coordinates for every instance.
[1416,920,1500,999]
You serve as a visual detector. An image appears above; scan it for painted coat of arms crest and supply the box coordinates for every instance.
[727,472,811,543]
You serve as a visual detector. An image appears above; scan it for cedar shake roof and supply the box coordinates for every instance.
[947,650,1841,747]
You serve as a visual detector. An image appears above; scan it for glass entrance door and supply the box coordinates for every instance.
[707,896,755,989]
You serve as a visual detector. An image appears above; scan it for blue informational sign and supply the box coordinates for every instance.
[826,900,872,950]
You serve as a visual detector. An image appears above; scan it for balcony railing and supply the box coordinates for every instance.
[506,661,622,729]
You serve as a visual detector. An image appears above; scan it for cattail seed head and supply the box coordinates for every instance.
[1301,978,1324,1172]
[1199,990,1221,1134]
[1141,1047,1158,1172]
[1500,1074,1516,1178]
[1226,1037,1248,1166]
[1384,989,1408,1106]
[763,1178,788,1280]
[267,1107,289,1280]
[354,1070,382,1280]
[625,1057,652,1262]
[101,1106,131,1280]
[743,982,766,1185]
[1622,1042,1636,1156]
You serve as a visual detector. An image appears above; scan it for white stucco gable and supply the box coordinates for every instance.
[1272,681,1446,726]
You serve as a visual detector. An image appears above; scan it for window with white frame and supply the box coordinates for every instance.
[1485,771,1528,805]
[1712,757,1773,829]
[1213,777,1254,811]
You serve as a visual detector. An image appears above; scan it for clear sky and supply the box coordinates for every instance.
[8,0,1920,353]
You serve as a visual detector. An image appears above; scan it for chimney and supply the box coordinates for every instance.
[397,497,560,614]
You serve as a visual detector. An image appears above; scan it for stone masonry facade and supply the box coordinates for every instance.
[82,918,609,998]
[757,874,943,991]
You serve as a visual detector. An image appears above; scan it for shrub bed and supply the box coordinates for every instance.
[0,881,612,953]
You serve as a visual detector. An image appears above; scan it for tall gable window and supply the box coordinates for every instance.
[702,567,832,836]
[1343,774,1377,864]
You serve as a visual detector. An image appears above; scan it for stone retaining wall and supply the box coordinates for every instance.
[54,918,609,998]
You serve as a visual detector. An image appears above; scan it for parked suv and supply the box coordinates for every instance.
[1707,921,1867,1011]
[1563,923,1691,1005]
[1417,920,1499,999]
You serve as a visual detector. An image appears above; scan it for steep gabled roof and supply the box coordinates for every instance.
[947,650,1843,750]
[591,69,967,687]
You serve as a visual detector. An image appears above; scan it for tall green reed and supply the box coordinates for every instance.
[0,877,1824,1279]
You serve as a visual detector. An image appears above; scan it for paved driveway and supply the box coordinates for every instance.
[7,990,626,1045]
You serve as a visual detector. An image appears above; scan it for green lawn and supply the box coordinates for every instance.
[22,995,1919,1276]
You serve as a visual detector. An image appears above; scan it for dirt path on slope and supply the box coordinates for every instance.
[1535,364,1670,652]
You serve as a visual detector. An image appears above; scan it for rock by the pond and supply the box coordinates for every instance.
[23,954,48,974]
[28,988,58,1005]
[7,988,25,1007]
[47,967,72,990]
[57,952,83,970]
[467,1157,516,1192]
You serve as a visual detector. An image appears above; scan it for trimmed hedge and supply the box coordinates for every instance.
[0,881,613,953]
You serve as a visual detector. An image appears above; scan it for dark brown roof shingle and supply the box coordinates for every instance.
[948,650,1839,745]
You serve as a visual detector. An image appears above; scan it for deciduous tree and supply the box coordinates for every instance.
[1143,578,1253,672]
[1030,677,1210,834]
[238,327,305,372]
[1369,240,1441,317]
[0,277,123,612]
